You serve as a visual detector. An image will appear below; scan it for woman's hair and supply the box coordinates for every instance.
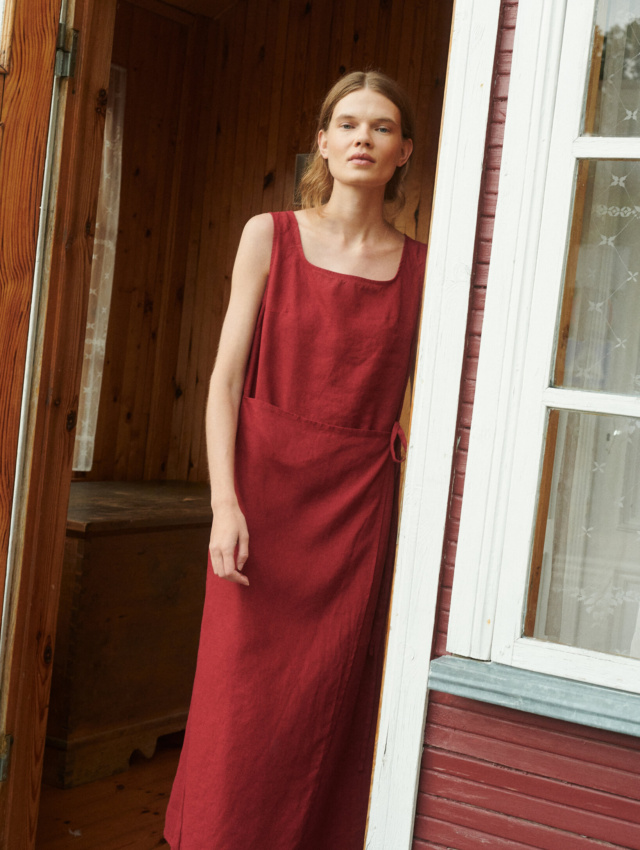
[299,70,415,211]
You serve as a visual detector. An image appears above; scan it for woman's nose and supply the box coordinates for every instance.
[355,131,372,146]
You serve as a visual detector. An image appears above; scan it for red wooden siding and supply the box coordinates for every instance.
[415,1,640,848]
[415,693,640,849]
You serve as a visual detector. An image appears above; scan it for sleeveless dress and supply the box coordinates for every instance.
[164,211,426,850]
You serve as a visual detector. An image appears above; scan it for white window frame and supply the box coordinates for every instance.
[448,0,640,694]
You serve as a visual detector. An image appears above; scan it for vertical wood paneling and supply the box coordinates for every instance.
[85,0,205,481]
[167,0,452,481]
[88,0,451,482]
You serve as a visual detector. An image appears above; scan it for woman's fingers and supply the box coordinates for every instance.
[236,526,249,572]
[209,512,250,586]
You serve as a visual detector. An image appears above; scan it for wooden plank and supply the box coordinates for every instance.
[430,688,640,749]
[180,5,246,481]
[415,810,562,850]
[89,1,196,482]
[425,748,640,828]
[166,15,221,479]
[415,796,623,850]
[144,17,207,479]
[425,721,640,800]
[420,771,640,848]
[0,0,118,845]
[0,0,58,666]
[260,0,290,212]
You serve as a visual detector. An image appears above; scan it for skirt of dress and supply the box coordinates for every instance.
[164,394,400,850]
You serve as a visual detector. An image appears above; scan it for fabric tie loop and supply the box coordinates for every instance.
[390,421,407,463]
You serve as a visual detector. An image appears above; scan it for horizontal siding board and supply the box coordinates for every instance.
[420,769,640,847]
[425,749,640,830]
[425,723,640,801]
[415,798,621,850]
[428,697,640,771]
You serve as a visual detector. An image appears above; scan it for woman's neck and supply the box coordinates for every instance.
[320,184,392,243]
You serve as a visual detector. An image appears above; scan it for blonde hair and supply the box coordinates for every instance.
[299,70,415,211]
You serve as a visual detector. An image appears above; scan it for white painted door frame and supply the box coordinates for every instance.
[365,1,503,847]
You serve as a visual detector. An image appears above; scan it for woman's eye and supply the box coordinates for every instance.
[376,126,390,133]
[340,123,354,130]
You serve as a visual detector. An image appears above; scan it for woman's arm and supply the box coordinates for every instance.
[206,213,274,586]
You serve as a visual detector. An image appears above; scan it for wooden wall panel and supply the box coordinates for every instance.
[84,0,207,480]
[88,0,451,482]
[167,0,453,482]
[415,2,640,848]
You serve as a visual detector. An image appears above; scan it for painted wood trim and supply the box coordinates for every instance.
[447,0,577,659]
[429,655,640,737]
[573,136,640,159]
[509,638,640,694]
[542,387,640,417]
[365,1,502,847]
[490,0,603,666]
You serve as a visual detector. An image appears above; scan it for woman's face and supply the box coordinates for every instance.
[318,88,413,194]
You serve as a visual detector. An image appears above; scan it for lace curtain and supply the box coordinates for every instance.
[534,1,640,658]
[73,65,126,471]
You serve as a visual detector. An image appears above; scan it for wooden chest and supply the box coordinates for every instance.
[44,481,211,788]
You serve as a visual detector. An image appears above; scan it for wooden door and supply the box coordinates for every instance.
[0,0,117,846]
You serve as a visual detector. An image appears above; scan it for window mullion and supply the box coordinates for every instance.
[573,137,640,159]
[543,387,640,417]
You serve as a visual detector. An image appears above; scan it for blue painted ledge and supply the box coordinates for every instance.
[429,655,640,738]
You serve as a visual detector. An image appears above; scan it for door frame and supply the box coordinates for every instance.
[0,0,117,845]
[366,1,503,846]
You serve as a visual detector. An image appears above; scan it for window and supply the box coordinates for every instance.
[448,0,640,695]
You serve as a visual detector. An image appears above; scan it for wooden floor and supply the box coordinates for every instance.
[36,738,181,850]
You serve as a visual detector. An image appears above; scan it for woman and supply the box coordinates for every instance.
[165,70,427,850]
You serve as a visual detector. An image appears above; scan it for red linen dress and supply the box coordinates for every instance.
[164,211,426,850]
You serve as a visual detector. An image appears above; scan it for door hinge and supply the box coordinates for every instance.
[55,22,79,79]
[0,734,13,782]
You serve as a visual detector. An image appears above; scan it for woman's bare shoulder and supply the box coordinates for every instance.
[234,213,275,282]
[242,212,274,242]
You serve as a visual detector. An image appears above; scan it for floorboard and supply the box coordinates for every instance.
[36,738,181,850]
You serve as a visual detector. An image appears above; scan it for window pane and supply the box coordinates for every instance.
[527,410,640,659]
[585,0,640,137]
[555,159,640,396]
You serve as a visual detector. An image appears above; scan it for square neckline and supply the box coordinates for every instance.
[287,210,408,284]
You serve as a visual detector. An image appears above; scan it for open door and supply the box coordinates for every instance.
[0,0,116,845]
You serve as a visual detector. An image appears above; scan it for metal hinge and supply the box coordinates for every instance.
[0,734,13,782]
[55,22,79,79]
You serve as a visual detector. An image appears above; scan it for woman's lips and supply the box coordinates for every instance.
[349,155,375,163]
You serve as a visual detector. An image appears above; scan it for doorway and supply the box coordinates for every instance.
[34,0,454,845]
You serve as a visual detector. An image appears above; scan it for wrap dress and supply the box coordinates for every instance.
[164,210,427,850]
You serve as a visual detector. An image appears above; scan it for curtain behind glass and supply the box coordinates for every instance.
[73,65,126,471]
